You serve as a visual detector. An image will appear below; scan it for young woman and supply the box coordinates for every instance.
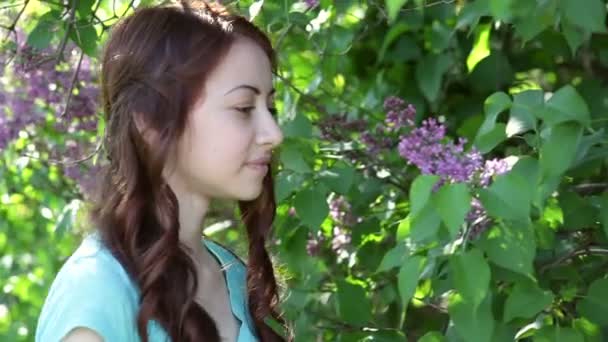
[35,1,291,341]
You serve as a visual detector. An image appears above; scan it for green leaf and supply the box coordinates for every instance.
[469,52,514,93]
[433,182,471,238]
[561,19,590,56]
[539,122,583,179]
[386,0,410,23]
[572,128,606,168]
[540,85,591,126]
[264,316,288,339]
[475,92,511,152]
[274,171,301,202]
[69,19,98,56]
[533,326,585,342]
[410,203,441,242]
[558,191,598,230]
[409,175,440,217]
[282,113,312,138]
[279,142,311,173]
[336,279,372,326]
[503,281,554,322]
[396,215,411,241]
[572,317,602,342]
[475,123,507,153]
[448,292,495,342]
[559,0,607,33]
[293,186,328,229]
[481,92,512,133]
[477,222,536,277]
[488,0,513,21]
[513,2,555,41]
[376,242,408,272]
[27,11,63,50]
[450,249,491,309]
[466,23,491,72]
[319,163,355,194]
[506,90,542,137]
[398,255,426,312]
[76,0,96,19]
[599,192,608,240]
[419,331,446,342]
[428,21,452,53]
[478,172,531,221]
[328,25,354,53]
[415,53,452,102]
[577,278,608,326]
[455,0,489,33]
[378,22,409,62]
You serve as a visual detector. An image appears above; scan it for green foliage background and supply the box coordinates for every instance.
[1,0,607,341]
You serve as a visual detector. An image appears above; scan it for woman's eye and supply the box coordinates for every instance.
[236,106,255,114]
[236,106,278,117]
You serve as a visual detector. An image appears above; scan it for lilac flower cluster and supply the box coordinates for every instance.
[364,96,513,239]
[1,37,100,151]
[305,196,360,262]
[360,124,394,155]
[330,226,351,263]
[397,118,484,183]
[1,35,101,198]
[329,195,358,227]
[359,96,417,154]
[303,0,319,9]
[306,230,325,257]
[318,112,367,141]
[384,96,416,131]
[478,158,511,187]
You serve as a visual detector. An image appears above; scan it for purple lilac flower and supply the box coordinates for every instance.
[383,96,405,111]
[361,123,393,154]
[465,198,494,240]
[303,0,319,9]
[479,158,512,186]
[397,118,484,183]
[306,231,325,256]
[384,96,416,131]
[329,195,357,225]
[331,226,352,263]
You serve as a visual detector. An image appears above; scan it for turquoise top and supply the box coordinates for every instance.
[35,233,259,342]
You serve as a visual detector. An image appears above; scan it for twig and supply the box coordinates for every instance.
[0,1,26,11]
[22,138,103,166]
[539,243,608,274]
[120,0,136,18]
[275,72,329,116]
[60,49,84,117]
[56,0,77,64]
[572,183,608,195]
[1,0,29,40]
[400,0,456,12]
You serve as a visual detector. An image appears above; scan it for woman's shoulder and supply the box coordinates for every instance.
[35,233,140,342]
[49,233,137,297]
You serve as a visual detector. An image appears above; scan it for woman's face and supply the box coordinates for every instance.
[167,36,283,202]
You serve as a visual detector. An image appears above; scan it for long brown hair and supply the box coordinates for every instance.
[89,1,291,341]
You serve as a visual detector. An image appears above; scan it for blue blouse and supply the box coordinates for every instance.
[35,233,259,342]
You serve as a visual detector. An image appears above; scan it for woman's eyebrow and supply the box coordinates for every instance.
[224,84,276,96]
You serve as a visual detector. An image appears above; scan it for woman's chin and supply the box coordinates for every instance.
[235,185,264,201]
